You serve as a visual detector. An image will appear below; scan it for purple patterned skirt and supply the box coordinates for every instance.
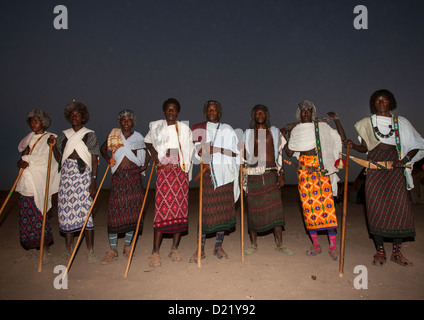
[18,195,54,249]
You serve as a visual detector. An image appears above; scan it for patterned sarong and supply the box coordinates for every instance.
[108,165,144,234]
[298,155,338,231]
[366,148,415,238]
[18,195,54,249]
[201,168,236,234]
[154,164,189,234]
[58,159,94,233]
[246,170,285,233]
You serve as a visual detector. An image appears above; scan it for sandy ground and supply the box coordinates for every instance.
[0,185,423,301]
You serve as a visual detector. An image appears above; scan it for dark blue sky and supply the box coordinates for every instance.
[1,0,423,189]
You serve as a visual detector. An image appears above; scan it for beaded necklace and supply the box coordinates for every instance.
[372,115,395,139]
[370,115,401,158]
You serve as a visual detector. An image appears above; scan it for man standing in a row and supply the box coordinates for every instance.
[348,89,424,266]
[190,100,240,262]
[283,100,346,261]
[99,109,149,264]
[243,105,294,256]
[145,98,193,267]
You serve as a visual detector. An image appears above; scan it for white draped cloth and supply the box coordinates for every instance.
[110,130,146,174]
[194,122,240,202]
[288,122,342,195]
[355,114,424,190]
[16,132,60,213]
[61,127,94,170]
[243,126,286,170]
[144,119,194,180]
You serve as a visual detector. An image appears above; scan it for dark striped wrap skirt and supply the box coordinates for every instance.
[201,168,236,234]
[365,148,415,238]
[246,170,285,233]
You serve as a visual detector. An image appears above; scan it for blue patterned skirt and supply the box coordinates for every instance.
[58,159,94,233]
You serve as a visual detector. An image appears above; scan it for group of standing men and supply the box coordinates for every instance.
[13,89,424,270]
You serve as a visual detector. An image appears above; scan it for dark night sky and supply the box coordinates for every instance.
[1,0,423,190]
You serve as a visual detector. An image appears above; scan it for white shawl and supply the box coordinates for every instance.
[194,122,240,202]
[62,127,94,170]
[355,115,424,190]
[289,122,342,195]
[144,119,194,180]
[16,132,60,213]
[111,130,146,174]
[243,126,286,170]
[18,132,35,152]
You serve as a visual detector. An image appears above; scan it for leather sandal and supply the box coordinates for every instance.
[101,249,118,265]
[275,246,295,256]
[123,246,134,258]
[244,244,258,255]
[372,251,387,266]
[390,252,413,267]
[328,248,338,261]
[169,249,183,262]
[189,250,206,263]
[149,253,161,267]
[213,246,228,259]
[306,245,321,256]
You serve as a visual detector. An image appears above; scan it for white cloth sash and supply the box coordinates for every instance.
[112,131,146,174]
[62,127,94,171]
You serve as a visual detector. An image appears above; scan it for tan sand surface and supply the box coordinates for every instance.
[0,185,423,300]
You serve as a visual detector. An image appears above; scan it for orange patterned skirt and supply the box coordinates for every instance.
[297,155,338,232]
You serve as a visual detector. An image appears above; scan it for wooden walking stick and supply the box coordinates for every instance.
[197,156,203,269]
[339,145,350,277]
[0,169,24,218]
[38,144,53,272]
[124,161,155,278]
[240,147,245,263]
[62,165,110,281]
